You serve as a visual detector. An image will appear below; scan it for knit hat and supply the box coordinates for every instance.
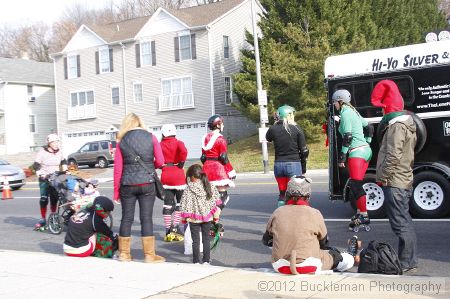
[93,196,114,219]
[370,80,404,114]
[286,176,312,199]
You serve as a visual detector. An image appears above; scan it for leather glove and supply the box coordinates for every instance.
[177,161,185,169]
[338,152,347,164]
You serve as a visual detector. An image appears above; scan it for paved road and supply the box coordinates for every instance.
[1,172,449,277]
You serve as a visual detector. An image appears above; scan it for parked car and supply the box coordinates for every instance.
[67,140,116,169]
[0,159,26,190]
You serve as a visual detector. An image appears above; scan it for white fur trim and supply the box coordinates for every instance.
[202,131,222,151]
[335,252,354,272]
[227,169,237,178]
[163,184,186,190]
[389,114,411,125]
[272,257,323,274]
[210,179,235,188]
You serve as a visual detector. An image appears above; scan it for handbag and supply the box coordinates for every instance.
[120,138,166,201]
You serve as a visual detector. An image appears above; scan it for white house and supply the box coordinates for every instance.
[52,0,264,159]
[0,57,56,155]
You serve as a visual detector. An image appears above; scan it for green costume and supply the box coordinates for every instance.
[338,105,372,161]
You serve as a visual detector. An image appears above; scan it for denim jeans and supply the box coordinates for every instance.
[382,186,418,269]
[189,222,211,264]
[274,161,302,178]
[119,183,156,237]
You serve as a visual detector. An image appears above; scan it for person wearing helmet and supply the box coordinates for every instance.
[266,104,308,207]
[201,115,236,211]
[332,89,373,231]
[160,124,188,242]
[262,176,356,274]
[32,133,68,230]
[63,196,117,258]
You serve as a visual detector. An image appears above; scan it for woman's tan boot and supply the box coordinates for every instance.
[118,236,133,262]
[142,236,165,263]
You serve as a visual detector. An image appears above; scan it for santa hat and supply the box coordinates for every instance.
[371,80,404,114]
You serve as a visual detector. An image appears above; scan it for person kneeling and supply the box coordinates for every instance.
[262,176,355,274]
[63,196,117,258]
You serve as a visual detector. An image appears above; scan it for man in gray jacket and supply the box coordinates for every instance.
[371,80,418,273]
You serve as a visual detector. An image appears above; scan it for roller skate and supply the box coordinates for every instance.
[347,235,362,265]
[209,222,225,238]
[164,225,184,242]
[34,218,47,232]
[210,222,225,250]
[348,213,370,232]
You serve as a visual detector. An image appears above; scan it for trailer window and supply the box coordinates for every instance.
[353,82,372,107]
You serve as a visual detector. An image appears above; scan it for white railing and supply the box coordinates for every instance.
[67,104,96,120]
[158,93,194,111]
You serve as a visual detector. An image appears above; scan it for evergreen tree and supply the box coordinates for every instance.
[234,0,447,140]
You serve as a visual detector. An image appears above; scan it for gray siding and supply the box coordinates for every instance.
[55,29,213,134]
[209,0,259,139]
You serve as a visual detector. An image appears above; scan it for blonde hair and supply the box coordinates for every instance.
[117,113,146,141]
[282,113,296,135]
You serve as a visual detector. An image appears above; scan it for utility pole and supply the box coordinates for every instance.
[251,0,269,174]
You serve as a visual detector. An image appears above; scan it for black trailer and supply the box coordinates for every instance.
[324,40,450,218]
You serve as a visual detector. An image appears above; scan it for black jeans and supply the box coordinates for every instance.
[189,222,211,264]
[119,183,156,237]
[383,186,418,269]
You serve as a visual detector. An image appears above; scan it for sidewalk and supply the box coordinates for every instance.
[0,250,448,299]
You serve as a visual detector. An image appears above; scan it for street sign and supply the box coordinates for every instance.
[260,106,269,123]
[259,127,269,143]
[257,90,267,106]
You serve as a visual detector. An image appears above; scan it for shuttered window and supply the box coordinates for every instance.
[133,82,143,103]
[224,77,232,105]
[175,33,196,61]
[67,55,78,79]
[223,36,230,58]
[111,86,120,105]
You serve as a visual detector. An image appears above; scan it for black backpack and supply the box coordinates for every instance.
[358,240,403,275]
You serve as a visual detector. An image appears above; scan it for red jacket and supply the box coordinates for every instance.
[160,137,188,189]
[201,131,235,186]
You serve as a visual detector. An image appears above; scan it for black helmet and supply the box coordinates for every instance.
[207,114,224,130]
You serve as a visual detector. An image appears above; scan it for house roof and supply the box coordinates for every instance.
[90,16,151,43]
[167,0,247,27]
[88,0,247,43]
[0,57,54,85]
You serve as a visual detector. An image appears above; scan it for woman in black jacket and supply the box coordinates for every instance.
[113,113,165,263]
[266,105,309,207]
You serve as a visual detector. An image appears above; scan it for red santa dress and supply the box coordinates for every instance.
[160,136,188,190]
[201,131,236,187]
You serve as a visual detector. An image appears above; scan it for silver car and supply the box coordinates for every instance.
[0,159,26,190]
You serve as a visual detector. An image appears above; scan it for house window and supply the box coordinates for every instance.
[111,86,120,105]
[160,76,194,111]
[179,34,191,60]
[99,47,110,73]
[141,41,152,66]
[67,55,78,79]
[68,90,96,120]
[29,115,36,133]
[133,82,143,103]
[224,77,232,105]
[223,36,230,58]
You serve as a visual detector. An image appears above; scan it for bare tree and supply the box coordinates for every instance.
[0,0,197,61]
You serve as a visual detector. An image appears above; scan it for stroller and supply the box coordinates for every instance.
[46,171,113,235]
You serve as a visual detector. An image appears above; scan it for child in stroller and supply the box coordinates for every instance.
[46,171,112,234]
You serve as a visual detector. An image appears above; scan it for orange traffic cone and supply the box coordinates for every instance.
[2,176,13,200]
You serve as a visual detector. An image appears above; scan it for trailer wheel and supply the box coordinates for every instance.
[376,111,427,154]
[410,171,450,218]
[346,173,386,218]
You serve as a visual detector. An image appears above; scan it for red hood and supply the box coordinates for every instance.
[371,80,404,114]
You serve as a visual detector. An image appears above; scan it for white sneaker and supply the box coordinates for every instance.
[194,262,201,265]
[202,262,210,265]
